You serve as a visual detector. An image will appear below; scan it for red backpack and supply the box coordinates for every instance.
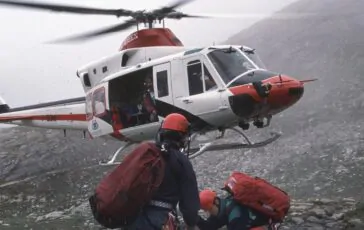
[224,171,290,223]
[89,141,166,229]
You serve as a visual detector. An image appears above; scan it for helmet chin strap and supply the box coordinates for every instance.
[186,124,192,157]
[155,119,192,158]
[180,127,191,157]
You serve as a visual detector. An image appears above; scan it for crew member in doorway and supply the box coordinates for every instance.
[143,74,158,122]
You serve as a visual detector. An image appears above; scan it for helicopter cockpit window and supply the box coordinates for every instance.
[207,47,255,85]
[243,49,266,69]
[187,60,204,96]
[92,87,106,117]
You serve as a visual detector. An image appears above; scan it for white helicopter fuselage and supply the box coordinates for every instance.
[0,45,304,145]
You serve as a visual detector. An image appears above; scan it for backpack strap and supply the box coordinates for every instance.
[267,220,281,230]
[224,194,235,217]
[159,143,183,182]
[224,196,263,226]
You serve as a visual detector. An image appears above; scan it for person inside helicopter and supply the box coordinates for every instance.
[109,85,134,129]
[203,65,218,91]
[142,73,158,122]
[108,67,160,127]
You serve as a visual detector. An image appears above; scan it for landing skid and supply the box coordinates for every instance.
[187,128,281,159]
[99,142,136,166]
[99,128,281,166]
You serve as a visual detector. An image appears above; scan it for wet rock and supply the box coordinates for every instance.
[291,217,304,225]
[44,211,64,220]
[277,198,358,230]
[332,213,345,220]
[348,218,362,225]
[324,206,335,216]
[310,208,326,218]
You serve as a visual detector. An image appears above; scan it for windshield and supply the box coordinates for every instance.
[243,50,266,69]
[207,47,256,85]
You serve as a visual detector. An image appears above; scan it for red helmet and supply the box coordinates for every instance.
[199,189,217,211]
[161,113,189,133]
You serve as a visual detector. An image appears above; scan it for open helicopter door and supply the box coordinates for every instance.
[86,82,113,138]
[172,54,231,127]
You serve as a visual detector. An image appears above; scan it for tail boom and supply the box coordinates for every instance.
[0,103,88,130]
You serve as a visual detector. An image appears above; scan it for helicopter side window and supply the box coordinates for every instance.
[156,70,169,97]
[203,64,217,91]
[92,87,106,117]
[187,60,203,96]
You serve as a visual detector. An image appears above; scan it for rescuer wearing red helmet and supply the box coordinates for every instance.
[128,113,200,230]
[197,189,278,230]
[158,113,191,150]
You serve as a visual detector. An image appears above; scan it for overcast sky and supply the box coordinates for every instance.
[0,0,297,107]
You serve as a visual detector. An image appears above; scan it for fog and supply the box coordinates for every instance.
[0,0,297,107]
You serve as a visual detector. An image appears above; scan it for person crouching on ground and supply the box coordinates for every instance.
[197,189,278,230]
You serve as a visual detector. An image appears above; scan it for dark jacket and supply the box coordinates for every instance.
[152,143,200,226]
[197,196,271,230]
[127,142,200,230]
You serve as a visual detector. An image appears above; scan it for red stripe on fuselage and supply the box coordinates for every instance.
[0,114,87,122]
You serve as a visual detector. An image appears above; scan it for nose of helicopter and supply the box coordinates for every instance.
[227,70,305,119]
[262,74,304,113]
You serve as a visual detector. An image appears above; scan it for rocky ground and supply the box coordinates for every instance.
[1,0,364,229]
[1,125,364,230]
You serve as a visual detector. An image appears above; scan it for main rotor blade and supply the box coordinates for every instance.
[166,12,210,19]
[152,0,194,15]
[196,12,317,20]
[0,0,133,17]
[47,19,137,43]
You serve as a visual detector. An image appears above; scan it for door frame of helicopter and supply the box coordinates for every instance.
[105,66,163,140]
[86,82,115,139]
[172,53,235,127]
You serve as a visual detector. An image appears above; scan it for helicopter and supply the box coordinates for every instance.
[0,0,316,166]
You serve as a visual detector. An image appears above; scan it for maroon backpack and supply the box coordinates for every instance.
[89,141,166,229]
